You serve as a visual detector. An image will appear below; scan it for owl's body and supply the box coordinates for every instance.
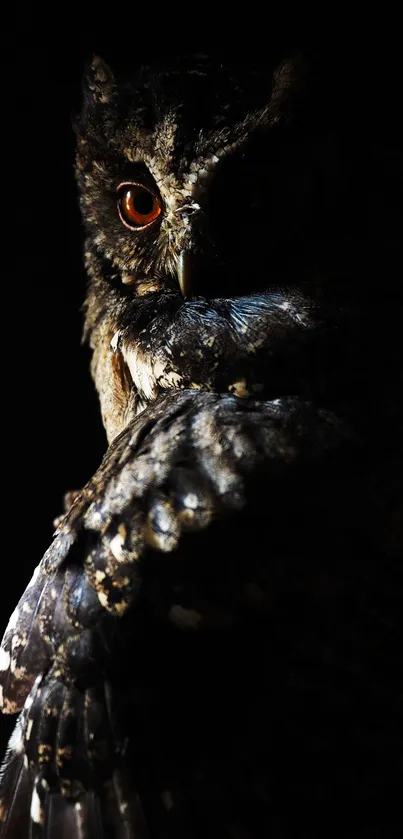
[0,54,402,838]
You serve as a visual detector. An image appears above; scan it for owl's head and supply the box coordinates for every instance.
[75,54,314,293]
[75,54,390,442]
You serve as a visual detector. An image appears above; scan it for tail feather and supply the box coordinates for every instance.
[0,718,31,837]
[0,677,150,838]
[45,791,104,839]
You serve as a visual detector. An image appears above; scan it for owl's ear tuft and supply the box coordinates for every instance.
[270,53,308,119]
[82,55,117,111]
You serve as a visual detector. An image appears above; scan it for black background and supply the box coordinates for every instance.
[1,7,402,753]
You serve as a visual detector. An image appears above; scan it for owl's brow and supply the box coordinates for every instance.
[203,105,281,156]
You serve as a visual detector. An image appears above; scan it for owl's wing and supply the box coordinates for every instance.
[0,391,353,838]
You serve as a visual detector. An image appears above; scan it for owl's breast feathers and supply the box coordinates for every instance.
[113,290,326,418]
[84,262,365,444]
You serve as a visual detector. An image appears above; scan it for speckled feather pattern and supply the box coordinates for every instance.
[0,391,401,837]
[76,54,315,442]
[0,53,402,838]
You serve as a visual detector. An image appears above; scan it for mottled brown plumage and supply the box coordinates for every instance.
[0,53,402,838]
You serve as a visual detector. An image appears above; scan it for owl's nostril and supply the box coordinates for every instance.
[178,202,201,221]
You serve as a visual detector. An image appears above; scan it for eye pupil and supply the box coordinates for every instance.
[132,189,154,215]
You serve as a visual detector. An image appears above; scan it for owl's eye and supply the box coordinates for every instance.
[117,183,162,229]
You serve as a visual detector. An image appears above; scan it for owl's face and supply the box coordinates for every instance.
[77,56,314,287]
[75,55,374,442]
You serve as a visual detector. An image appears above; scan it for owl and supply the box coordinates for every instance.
[0,53,402,839]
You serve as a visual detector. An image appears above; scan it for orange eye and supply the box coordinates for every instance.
[117,183,162,229]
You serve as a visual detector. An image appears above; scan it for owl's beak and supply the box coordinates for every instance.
[178,251,193,300]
